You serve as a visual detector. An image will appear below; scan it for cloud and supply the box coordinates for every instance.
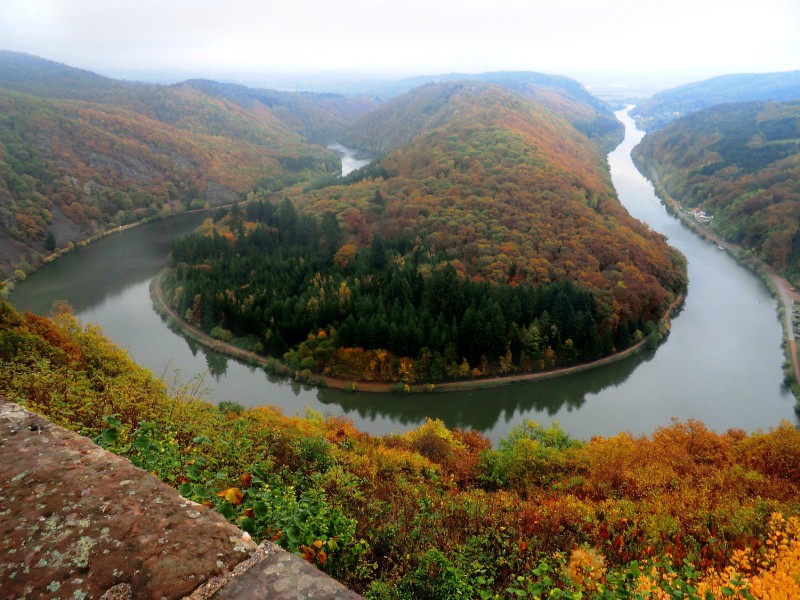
[1,0,798,80]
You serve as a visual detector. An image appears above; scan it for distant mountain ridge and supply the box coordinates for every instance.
[175,79,378,144]
[631,70,800,130]
[363,71,622,150]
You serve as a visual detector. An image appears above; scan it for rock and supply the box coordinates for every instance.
[0,398,256,599]
[0,398,365,600]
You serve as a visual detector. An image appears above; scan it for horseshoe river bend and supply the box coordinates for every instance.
[9,110,796,445]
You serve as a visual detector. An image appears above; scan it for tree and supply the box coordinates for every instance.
[370,234,388,270]
[320,212,342,257]
[45,231,56,252]
[333,244,357,269]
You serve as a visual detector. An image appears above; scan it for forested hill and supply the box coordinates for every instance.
[304,82,685,315]
[0,51,365,277]
[631,70,800,131]
[347,72,623,152]
[167,82,686,383]
[0,52,375,142]
[176,79,378,144]
[633,100,800,282]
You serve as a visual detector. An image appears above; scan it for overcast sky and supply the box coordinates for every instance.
[2,0,799,90]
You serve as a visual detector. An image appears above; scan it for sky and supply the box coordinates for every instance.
[1,0,799,91]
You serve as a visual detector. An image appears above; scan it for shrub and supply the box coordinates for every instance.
[218,400,244,415]
[210,326,233,342]
[478,421,580,495]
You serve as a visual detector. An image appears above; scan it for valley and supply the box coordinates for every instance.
[3,48,800,598]
[10,112,793,444]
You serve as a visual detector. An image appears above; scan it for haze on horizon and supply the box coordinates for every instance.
[1,0,799,93]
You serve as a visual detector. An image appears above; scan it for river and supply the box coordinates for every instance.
[327,143,372,175]
[10,116,797,444]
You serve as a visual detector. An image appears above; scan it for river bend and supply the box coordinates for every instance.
[10,119,796,444]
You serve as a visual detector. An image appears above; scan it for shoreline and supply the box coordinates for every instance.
[150,268,684,394]
[1,205,229,292]
[632,155,800,400]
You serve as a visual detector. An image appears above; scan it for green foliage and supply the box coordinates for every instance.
[168,196,670,383]
[218,400,244,415]
[478,421,581,493]
[210,326,233,342]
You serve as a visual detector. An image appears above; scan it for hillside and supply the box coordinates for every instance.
[1,297,799,598]
[309,82,685,316]
[352,71,623,151]
[0,52,354,277]
[633,100,800,282]
[178,79,378,144]
[166,82,686,383]
[631,70,800,130]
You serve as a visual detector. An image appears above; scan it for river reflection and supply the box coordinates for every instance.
[12,214,208,316]
[10,130,796,445]
[317,351,656,433]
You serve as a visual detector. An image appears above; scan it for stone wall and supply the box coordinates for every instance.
[0,398,363,599]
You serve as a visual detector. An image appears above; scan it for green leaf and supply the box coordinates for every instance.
[239,517,256,533]
[218,502,235,520]
[96,426,119,447]
[253,501,269,519]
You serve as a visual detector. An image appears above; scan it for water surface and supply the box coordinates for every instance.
[11,129,795,444]
[327,143,372,176]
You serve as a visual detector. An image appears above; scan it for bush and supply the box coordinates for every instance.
[210,326,233,342]
[478,421,580,494]
[218,400,244,415]
[645,329,662,350]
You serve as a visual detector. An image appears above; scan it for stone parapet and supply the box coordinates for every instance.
[0,398,363,599]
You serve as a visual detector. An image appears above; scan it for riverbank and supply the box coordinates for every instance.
[151,268,684,394]
[0,205,228,294]
[1,221,138,292]
[632,155,800,401]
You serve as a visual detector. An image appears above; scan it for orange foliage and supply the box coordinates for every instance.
[281,84,685,339]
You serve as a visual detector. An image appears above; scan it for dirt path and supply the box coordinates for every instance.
[151,268,683,394]
[150,270,273,369]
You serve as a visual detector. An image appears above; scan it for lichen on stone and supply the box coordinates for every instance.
[73,536,97,568]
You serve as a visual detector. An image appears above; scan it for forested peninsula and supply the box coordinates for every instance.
[161,82,686,386]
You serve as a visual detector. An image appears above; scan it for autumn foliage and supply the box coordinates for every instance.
[634,100,800,282]
[168,83,686,384]
[0,52,357,275]
[2,298,799,598]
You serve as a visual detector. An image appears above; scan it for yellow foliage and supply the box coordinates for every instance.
[566,547,606,591]
[218,487,243,505]
[406,418,461,448]
[688,513,800,599]
[333,243,357,269]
